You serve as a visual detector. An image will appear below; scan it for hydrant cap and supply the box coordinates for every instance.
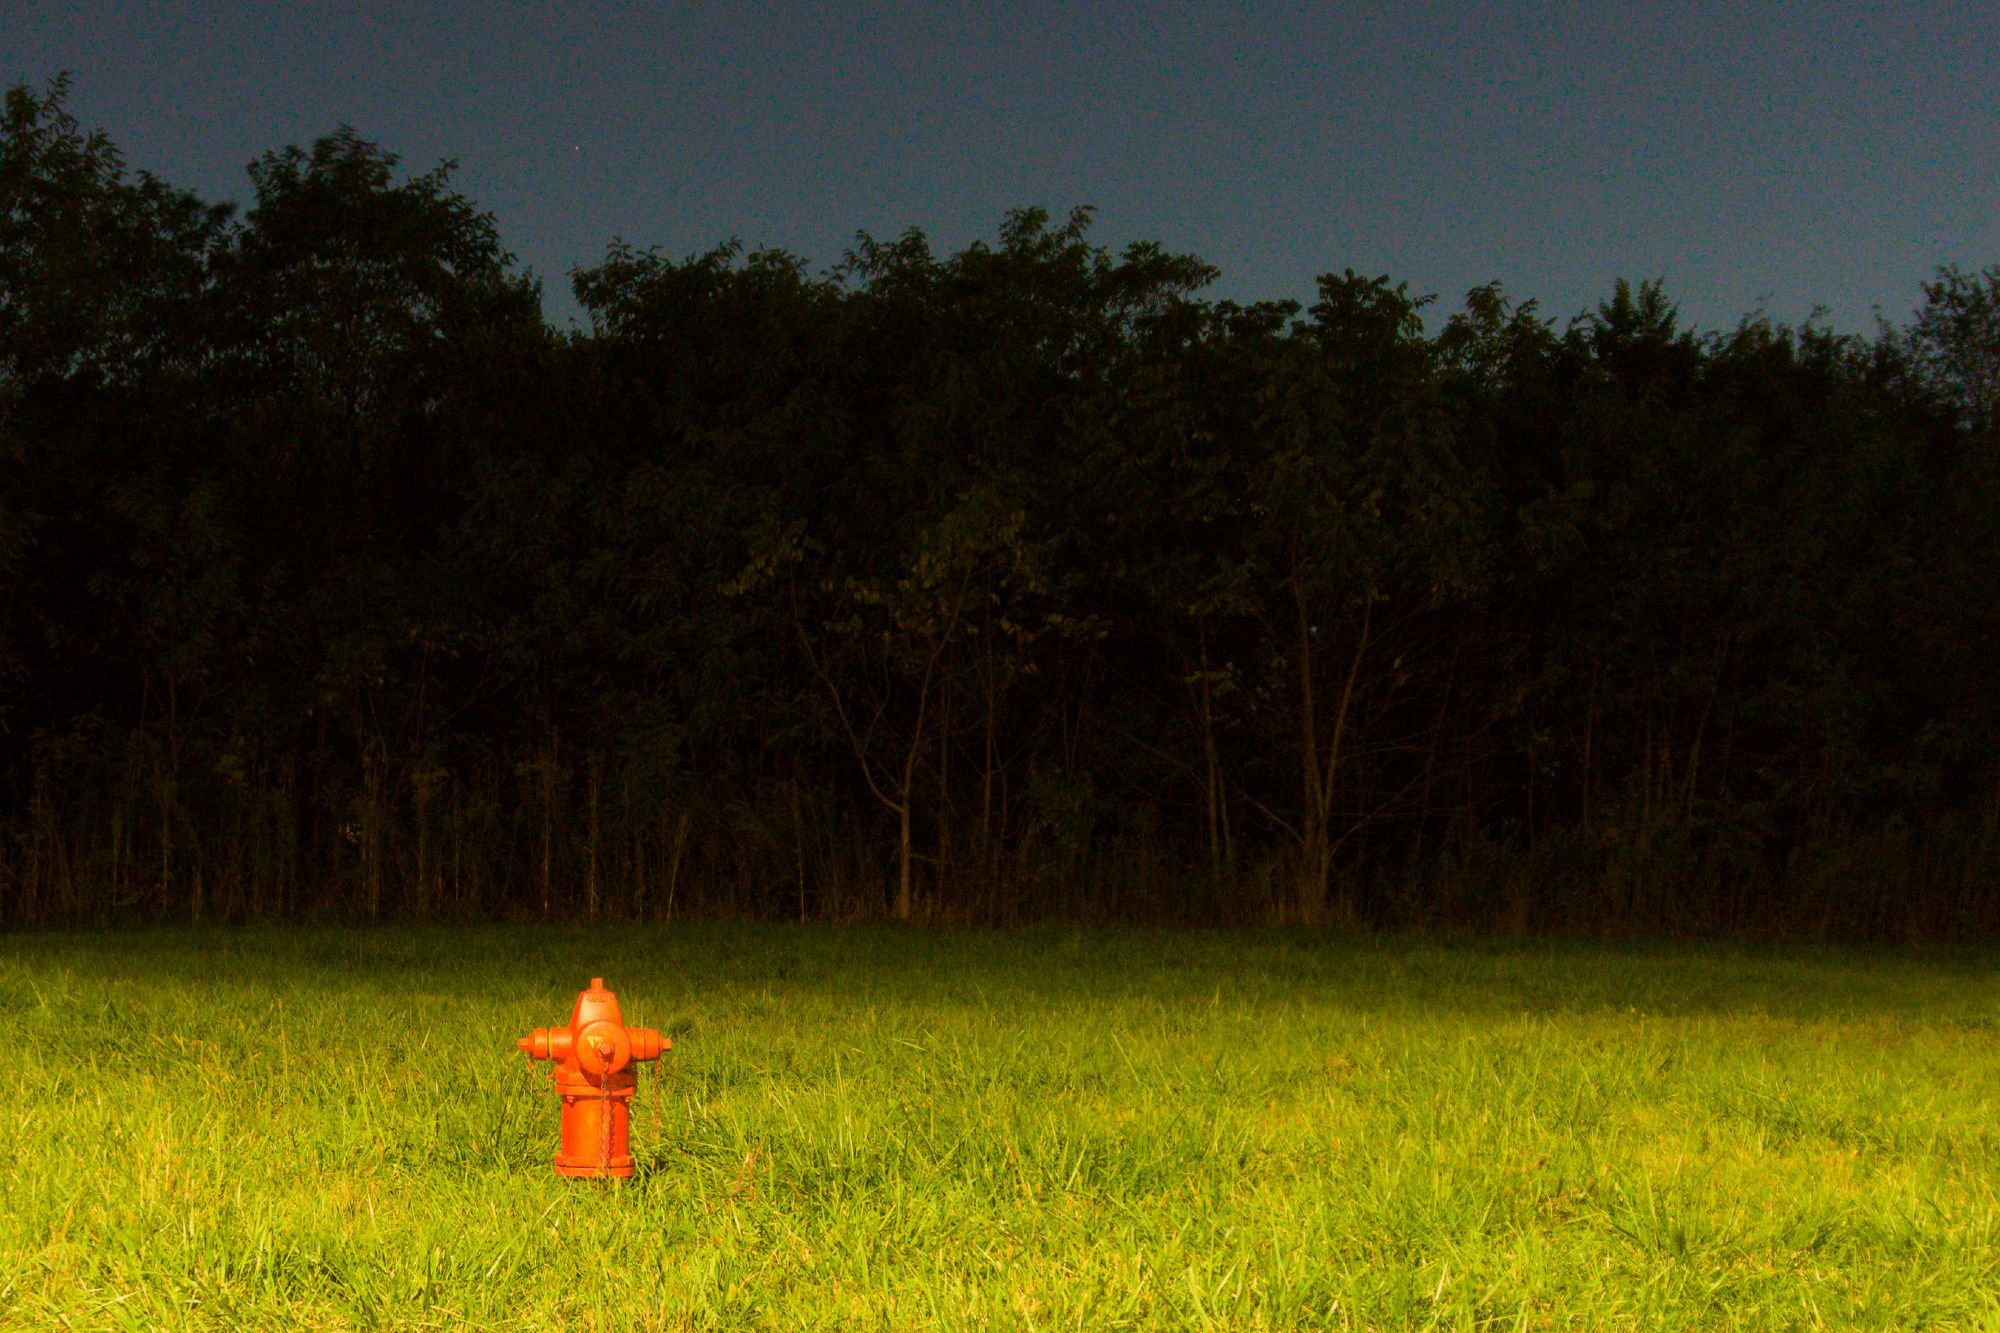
[575,1019,631,1076]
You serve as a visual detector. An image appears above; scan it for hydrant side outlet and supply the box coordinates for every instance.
[517,977,668,1179]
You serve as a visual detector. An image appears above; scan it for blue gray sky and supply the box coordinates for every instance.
[10,1,1996,332]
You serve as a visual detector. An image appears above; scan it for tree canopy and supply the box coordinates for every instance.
[3,81,1994,936]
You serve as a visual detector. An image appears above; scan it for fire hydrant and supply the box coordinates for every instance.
[517,977,669,1179]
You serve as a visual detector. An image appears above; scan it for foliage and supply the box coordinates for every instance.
[2,79,1996,935]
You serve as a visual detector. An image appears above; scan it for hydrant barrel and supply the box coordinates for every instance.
[517,977,669,1179]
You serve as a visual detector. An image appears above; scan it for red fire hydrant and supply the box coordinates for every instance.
[517,977,669,1178]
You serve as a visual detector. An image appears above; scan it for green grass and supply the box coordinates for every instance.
[1,926,1996,1330]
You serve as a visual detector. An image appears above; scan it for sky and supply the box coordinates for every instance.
[9,1,1996,334]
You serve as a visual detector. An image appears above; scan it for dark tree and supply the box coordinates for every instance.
[3,82,1993,937]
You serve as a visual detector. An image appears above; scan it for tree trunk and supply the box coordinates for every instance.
[895,800,914,921]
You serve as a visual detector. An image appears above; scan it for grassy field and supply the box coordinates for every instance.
[1,926,1996,1330]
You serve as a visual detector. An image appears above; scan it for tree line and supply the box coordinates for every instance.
[4,79,1996,935]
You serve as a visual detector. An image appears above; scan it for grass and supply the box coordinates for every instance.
[1,925,1996,1330]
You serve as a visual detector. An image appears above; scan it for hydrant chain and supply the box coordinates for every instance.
[517,977,669,1179]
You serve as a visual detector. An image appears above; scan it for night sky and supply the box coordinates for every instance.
[11,1,1996,332]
